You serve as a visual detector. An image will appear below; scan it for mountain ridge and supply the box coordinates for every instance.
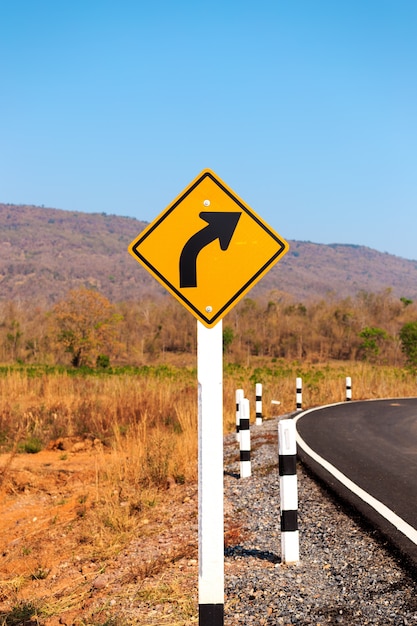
[1,203,416,306]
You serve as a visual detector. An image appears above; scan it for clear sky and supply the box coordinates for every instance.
[1,1,416,259]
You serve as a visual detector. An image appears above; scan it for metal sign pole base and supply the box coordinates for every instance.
[199,604,224,625]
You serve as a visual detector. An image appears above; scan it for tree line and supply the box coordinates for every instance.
[1,287,417,368]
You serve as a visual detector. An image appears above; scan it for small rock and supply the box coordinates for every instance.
[92,574,109,589]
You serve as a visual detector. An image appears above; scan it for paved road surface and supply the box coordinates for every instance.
[294,398,417,568]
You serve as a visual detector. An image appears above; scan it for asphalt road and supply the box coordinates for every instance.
[294,398,417,568]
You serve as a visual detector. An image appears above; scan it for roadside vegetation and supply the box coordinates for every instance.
[2,286,417,368]
[1,286,417,623]
[1,358,416,457]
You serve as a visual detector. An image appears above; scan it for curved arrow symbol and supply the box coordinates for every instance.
[179,211,241,288]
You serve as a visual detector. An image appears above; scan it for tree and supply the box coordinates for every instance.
[400,297,413,308]
[52,289,122,367]
[358,326,389,362]
[0,301,24,362]
[399,321,417,368]
[223,326,235,353]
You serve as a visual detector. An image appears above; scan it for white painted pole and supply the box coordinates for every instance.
[235,388,244,441]
[239,398,251,478]
[278,418,299,564]
[296,377,302,410]
[346,376,352,401]
[198,320,224,625]
[255,382,263,425]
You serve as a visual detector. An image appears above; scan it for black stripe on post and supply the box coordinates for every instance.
[240,450,250,462]
[240,418,250,430]
[199,603,224,626]
[281,509,298,532]
[279,453,297,476]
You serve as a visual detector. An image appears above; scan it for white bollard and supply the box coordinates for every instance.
[278,418,299,564]
[296,377,302,410]
[235,388,244,441]
[239,398,251,478]
[346,376,352,401]
[255,383,263,425]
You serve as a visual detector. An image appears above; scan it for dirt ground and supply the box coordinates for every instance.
[0,439,201,625]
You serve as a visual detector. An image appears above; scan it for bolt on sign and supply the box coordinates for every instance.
[128,169,289,327]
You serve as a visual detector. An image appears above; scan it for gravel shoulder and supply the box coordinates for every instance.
[223,416,417,625]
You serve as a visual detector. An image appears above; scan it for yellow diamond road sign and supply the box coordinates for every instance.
[128,169,289,327]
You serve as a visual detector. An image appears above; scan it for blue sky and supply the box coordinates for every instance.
[1,1,416,259]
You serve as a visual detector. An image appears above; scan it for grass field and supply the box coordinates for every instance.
[1,360,416,486]
[0,360,416,623]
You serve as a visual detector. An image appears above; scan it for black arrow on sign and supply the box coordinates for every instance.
[179,211,241,288]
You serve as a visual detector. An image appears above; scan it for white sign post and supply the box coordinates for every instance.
[198,319,224,625]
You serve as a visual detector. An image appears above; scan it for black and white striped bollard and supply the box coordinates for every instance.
[296,377,302,410]
[278,418,299,564]
[239,398,251,478]
[346,376,352,401]
[255,383,263,425]
[236,388,244,441]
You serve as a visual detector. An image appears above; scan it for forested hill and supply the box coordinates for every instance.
[1,203,417,306]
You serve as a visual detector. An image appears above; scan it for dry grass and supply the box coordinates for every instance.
[1,360,416,486]
[0,360,416,623]
[0,360,415,484]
